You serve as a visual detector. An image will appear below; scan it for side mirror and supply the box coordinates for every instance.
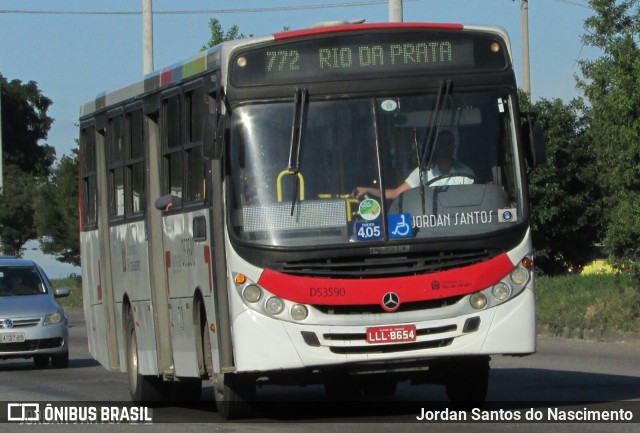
[522,115,546,167]
[203,114,225,160]
[54,287,71,298]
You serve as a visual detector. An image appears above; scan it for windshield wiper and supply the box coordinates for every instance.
[420,80,452,174]
[287,88,308,216]
[413,128,426,214]
[418,80,452,214]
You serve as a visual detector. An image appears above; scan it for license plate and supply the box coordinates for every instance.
[0,332,26,343]
[366,325,417,344]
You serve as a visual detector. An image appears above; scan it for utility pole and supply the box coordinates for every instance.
[143,0,154,74]
[521,0,531,95]
[389,0,403,22]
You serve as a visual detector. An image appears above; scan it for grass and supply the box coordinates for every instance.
[51,276,83,310]
[536,273,640,334]
[49,273,640,333]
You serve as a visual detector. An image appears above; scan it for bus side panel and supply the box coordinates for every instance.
[81,230,111,369]
[125,299,158,375]
[163,209,214,378]
[109,221,159,375]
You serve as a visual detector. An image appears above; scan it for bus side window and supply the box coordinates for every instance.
[81,126,98,228]
[126,108,145,215]
[107,114,125,218]
[162,95,183,206]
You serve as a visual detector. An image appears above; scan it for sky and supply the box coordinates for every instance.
[1,0,597,277]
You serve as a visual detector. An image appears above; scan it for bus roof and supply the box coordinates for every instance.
[79,22,511,118]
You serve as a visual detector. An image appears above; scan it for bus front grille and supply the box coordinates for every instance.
[270,249,494,279]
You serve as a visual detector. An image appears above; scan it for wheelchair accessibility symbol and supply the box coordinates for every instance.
[388,213,413,239]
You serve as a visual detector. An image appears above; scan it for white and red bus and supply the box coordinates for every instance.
[79,22,545,419]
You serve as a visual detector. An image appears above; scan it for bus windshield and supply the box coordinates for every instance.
[229,89,522,248]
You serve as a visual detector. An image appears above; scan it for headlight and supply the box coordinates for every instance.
[43,311,63,326]
[265,297,285,315]
[242,284,262,303]
[510,266,529,285]
[492,282,512,301]
[290,304,309,321]
[469,293,488,310]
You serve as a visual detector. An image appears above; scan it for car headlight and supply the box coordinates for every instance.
[43,311,63,326]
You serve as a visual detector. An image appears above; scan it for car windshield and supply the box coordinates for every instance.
[0,266,47,297]
[229,90,522,248]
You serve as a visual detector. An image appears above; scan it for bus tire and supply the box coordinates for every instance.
[200,310,214,379]
[126,309,166,404]
[444,356,490,409]
[214,373,255,420]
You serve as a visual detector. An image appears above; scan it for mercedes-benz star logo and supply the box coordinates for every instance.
[381,292,400,312]
[3,319,14,329]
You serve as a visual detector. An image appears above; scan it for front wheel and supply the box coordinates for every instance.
[126,309,166,403]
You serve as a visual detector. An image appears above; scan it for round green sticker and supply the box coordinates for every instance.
[359,199,381,221]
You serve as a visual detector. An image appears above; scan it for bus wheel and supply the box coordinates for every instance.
[444,356,490,409]
[214,373,255,420]
[126,310,166,404]
[200,313,214,379]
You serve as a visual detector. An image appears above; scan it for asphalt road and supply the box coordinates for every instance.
[1,311,639,432]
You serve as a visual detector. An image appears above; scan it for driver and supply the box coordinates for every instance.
[353,130,474,199]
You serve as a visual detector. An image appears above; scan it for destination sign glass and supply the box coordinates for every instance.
[231,31,508,86]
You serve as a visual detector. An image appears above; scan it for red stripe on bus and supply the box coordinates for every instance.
[97,260,102,301]
[258,253,513,306]
[160,67,173,86]
[274,22,464,40]
[204,245,213,293]
[165,250,172,296]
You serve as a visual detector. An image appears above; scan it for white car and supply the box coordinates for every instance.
[0,257,70,368]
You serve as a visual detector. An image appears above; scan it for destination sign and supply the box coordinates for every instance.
[231,31,508,86]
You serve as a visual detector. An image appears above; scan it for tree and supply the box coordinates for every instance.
[0,76,55,256]
[34,153,80,266]
[577,0,640,257]
[1,76,55,177]
[201,18,247,50]
[521,93,603,275]
[0,165,38,256]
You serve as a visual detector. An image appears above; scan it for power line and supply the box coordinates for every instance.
[0,1,421,16]
[551,0,591,9]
